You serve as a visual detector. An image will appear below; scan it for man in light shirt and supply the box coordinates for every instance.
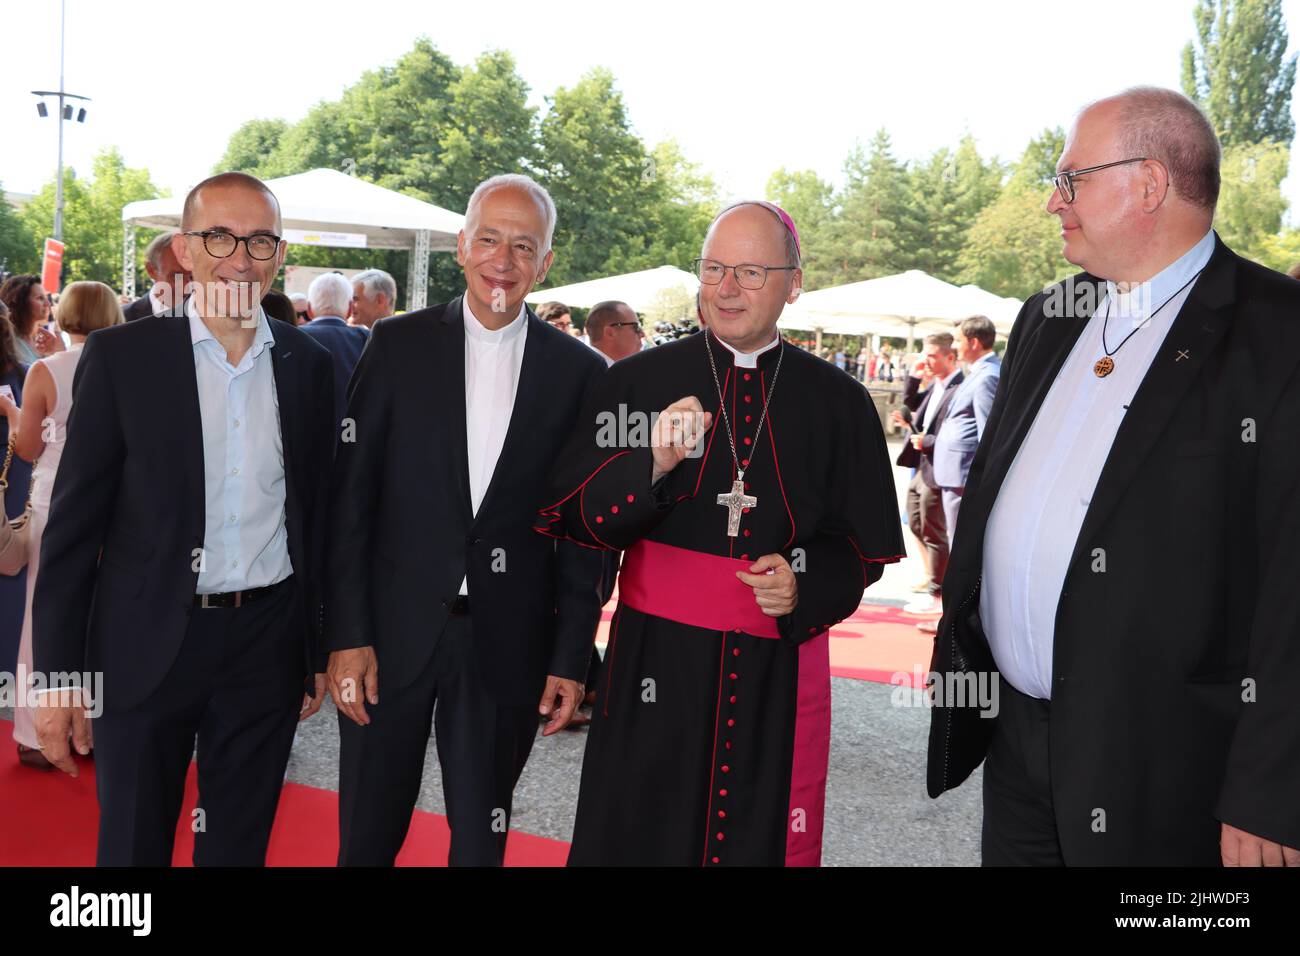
[926,87,1300,866]
[326,173,605,866]
[33,172,336,866]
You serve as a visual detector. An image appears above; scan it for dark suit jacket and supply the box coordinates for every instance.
[301,315,369,422]
[926,236,1300,863]
[326,296,608,705]
[122,294,154,322]
[895,371,963,488]
[32,309,336,712]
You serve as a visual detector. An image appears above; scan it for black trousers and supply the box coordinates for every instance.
[336,614,539,866]
[981,679,1066,866]
[906,472,948,596]
[93,577,304,867]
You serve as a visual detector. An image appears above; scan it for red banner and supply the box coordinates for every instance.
[41,238,65,294]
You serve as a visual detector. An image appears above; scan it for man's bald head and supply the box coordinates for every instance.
[1085,86,1220,212]
[182,171,283,232]
[705,201,801,269]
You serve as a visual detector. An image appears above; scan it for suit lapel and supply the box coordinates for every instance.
[931,370,964,428]
[1068,243,1237,564]
[439,296,474,524]
[475,310,550,523]
[268,318,298,504]
[165,311,208,541]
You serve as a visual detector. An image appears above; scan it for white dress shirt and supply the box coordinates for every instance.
[922,369,958,432]
[189,300,293,594]
[980,230,1216,699]
[460,298,528,594]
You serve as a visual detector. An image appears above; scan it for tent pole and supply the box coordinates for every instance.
[122,222,136,298]
[815,326,823,353]
[907,318,916,356]
[407,229,431,311]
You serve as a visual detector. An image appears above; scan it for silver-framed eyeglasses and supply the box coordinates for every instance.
[1051,158,1149,204]
[692,258,798,291]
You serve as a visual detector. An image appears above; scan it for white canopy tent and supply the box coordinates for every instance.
[526,265,699,314]
[120,168,466,311]
[778,270,1021,350]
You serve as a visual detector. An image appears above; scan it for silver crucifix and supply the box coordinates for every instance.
[717,477,757,537]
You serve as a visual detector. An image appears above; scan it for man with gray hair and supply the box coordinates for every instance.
[302,272,369,423]
[351,268,397,329]
[123,230,191,321]
[326,173,606,866]
[928,87,1300,865]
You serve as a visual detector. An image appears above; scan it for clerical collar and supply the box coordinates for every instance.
[1106,229,1215,329]
[463,296,527,344]
[711,330,781,368]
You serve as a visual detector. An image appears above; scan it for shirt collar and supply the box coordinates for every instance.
[187,297,275,354]
[712,330,781,368]
[463,296,527,345]
[936,369,958,388]
[1107,229,1215,326]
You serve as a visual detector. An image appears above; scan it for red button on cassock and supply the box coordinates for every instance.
[719,789,728,796]
[730,695,736,703]
[611,505,619,514]
[743,373,752,381]
[743,529,751,538]
[733,648,740,657]
[717,832,726,841]
[718,810,726,819]
[745,415,752,423]
[721,765,730,773]
[595,516,604,524]
[727,719,735,727]
[729,673,737,680]
[743,437,752,446]
[626,494,635,503]
[712,856,720,863]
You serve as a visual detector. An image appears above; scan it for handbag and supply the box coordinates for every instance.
[0,435,35,575]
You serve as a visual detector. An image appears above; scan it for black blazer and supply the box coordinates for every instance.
[895,371,963,487]
[326,296,607,705]
[32,310,336,712]
[926,237,1300,862]
[301,315,369,422]
[122,294,154,322]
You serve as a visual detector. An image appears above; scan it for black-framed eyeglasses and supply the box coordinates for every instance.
[609,320,644,335]
[184,230,282,260]
[1051,158,1147,204]
[692,258,798,291]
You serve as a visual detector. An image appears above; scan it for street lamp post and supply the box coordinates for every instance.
[31,0,90,243]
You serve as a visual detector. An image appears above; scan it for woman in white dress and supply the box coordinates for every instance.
[0,281,121,769]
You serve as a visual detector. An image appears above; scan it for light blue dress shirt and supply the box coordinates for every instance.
[980,230,1216,699]
[188,300,293,594]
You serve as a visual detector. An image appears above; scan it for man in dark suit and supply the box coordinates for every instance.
[301,271,369,423]
[893,334,962,618]
[33,172,336,866]
[927,87,1300,866]
[123,230,190,321]
[327,173,606,866]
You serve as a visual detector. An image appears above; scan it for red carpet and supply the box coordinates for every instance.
[0,744,570,867]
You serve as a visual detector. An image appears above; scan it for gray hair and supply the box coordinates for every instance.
[288,292,308,308]
[307,272,353,318]
[1092,86,1221,211]
[145,230,179,270]
[353,268,396,305]
[464,173,557,253]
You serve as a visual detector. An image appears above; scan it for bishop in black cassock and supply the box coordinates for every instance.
[538,202,903,865]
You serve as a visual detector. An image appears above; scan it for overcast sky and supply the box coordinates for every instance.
[4,0,1300,223]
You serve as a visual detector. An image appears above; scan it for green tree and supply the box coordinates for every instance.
[956,132,1072,300]
[766,167,835,287]
[826,129,918,283]
[908,134,1004,282]
[0,186,36,277]
[19,148,162,287]
[215,119,288,174]
[1182,0,1297,146]
[538,68,654,284]
[1213,140,1290,258]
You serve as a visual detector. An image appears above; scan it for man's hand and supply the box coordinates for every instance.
[328,647,379,726]
[34,692,92,777]
[300,672,327,722]
[911,434,924,451]
[650,396,712,485]
[1221,822,1300,866]
[736,553,798,617]
[538,675,584,736]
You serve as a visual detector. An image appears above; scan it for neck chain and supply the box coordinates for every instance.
[1094,267,1206,378]
[704,329,785,536]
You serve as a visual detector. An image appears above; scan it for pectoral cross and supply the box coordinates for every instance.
[717,477,757,538]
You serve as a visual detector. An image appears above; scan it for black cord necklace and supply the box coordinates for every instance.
[1094,266,1206,378]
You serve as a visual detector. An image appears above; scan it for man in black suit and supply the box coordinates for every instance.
[122,230,190,321]
[301,271,369,423]
[327,173,606,866]
[927,87,1300,866]
[33,172,336,866]
[893,334,963,618]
